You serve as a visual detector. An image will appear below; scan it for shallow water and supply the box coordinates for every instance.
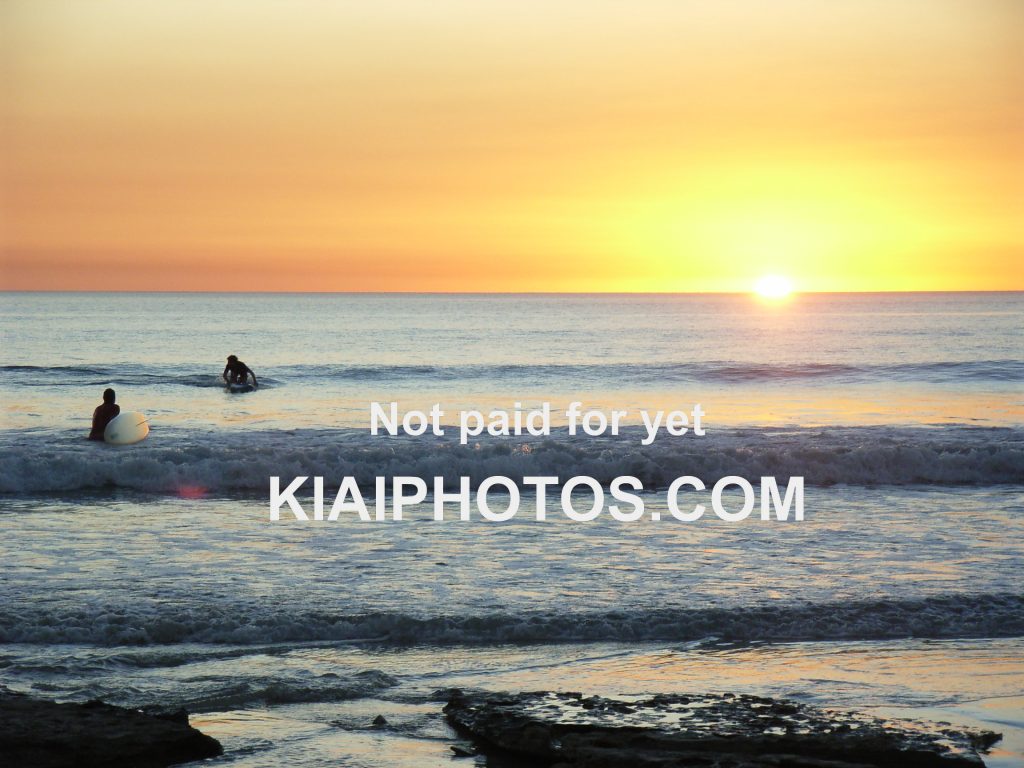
[4,638,1022,766]
[2,488,1022,645]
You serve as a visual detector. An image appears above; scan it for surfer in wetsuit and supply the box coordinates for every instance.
[88,388,120,441]
[223,355,258,388]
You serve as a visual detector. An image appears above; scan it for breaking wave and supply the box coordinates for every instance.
[0,593,1019,646]
[2,425,1022,494]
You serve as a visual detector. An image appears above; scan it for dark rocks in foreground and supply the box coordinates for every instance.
[444,690,1001,768]
[0,689,222,768]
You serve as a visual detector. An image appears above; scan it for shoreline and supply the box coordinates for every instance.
[3,637,1021,766]
[2,685,1010,768]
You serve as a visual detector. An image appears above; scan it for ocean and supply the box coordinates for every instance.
[1,291,1022,766]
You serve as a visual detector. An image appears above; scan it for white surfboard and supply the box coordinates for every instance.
[104,411,150,445]
[227,382,255,393]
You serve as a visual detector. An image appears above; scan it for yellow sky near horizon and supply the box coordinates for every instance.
[2,0,1022,292]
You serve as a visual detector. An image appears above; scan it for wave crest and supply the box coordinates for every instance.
[0,594,1019,646]
[3,359,1022,387]
[2,426,1022,494]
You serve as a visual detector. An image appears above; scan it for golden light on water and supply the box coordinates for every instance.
[754,275,795,300]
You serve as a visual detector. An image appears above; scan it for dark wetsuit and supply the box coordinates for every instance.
[224,360,255,385]
[89,403,120,441]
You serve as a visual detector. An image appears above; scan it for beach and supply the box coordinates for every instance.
[1,291,1022,765]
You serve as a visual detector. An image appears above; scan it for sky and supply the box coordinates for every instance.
[2,0,1022,292]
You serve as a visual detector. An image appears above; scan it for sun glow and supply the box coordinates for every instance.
[1,1,1021,292]
[754,275,794,300]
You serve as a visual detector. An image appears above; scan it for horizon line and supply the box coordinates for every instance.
[1,289,1022,296]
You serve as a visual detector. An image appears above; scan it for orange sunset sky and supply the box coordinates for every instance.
[1,1,1022,292]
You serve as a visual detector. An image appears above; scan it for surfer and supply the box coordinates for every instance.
[223,355,258,388]
[88,388,121,441]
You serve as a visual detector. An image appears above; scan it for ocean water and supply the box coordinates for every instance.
[1,291,1023,766]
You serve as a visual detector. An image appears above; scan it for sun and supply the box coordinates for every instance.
[753,274,794,300]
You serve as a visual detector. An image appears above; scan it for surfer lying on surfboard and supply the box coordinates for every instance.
[88,388,120,440]
[223,355,258,389]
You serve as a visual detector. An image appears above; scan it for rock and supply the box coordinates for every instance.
[443,690,1001,767]
[372,714,388,727]
[0,689,223,768]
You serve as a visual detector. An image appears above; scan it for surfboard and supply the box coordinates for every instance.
[104,411,150,445]
[227,382,255,393]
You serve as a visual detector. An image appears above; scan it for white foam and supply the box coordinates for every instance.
[3,426,1022,494]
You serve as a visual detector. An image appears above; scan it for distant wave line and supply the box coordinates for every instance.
[2,359,1022,387]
